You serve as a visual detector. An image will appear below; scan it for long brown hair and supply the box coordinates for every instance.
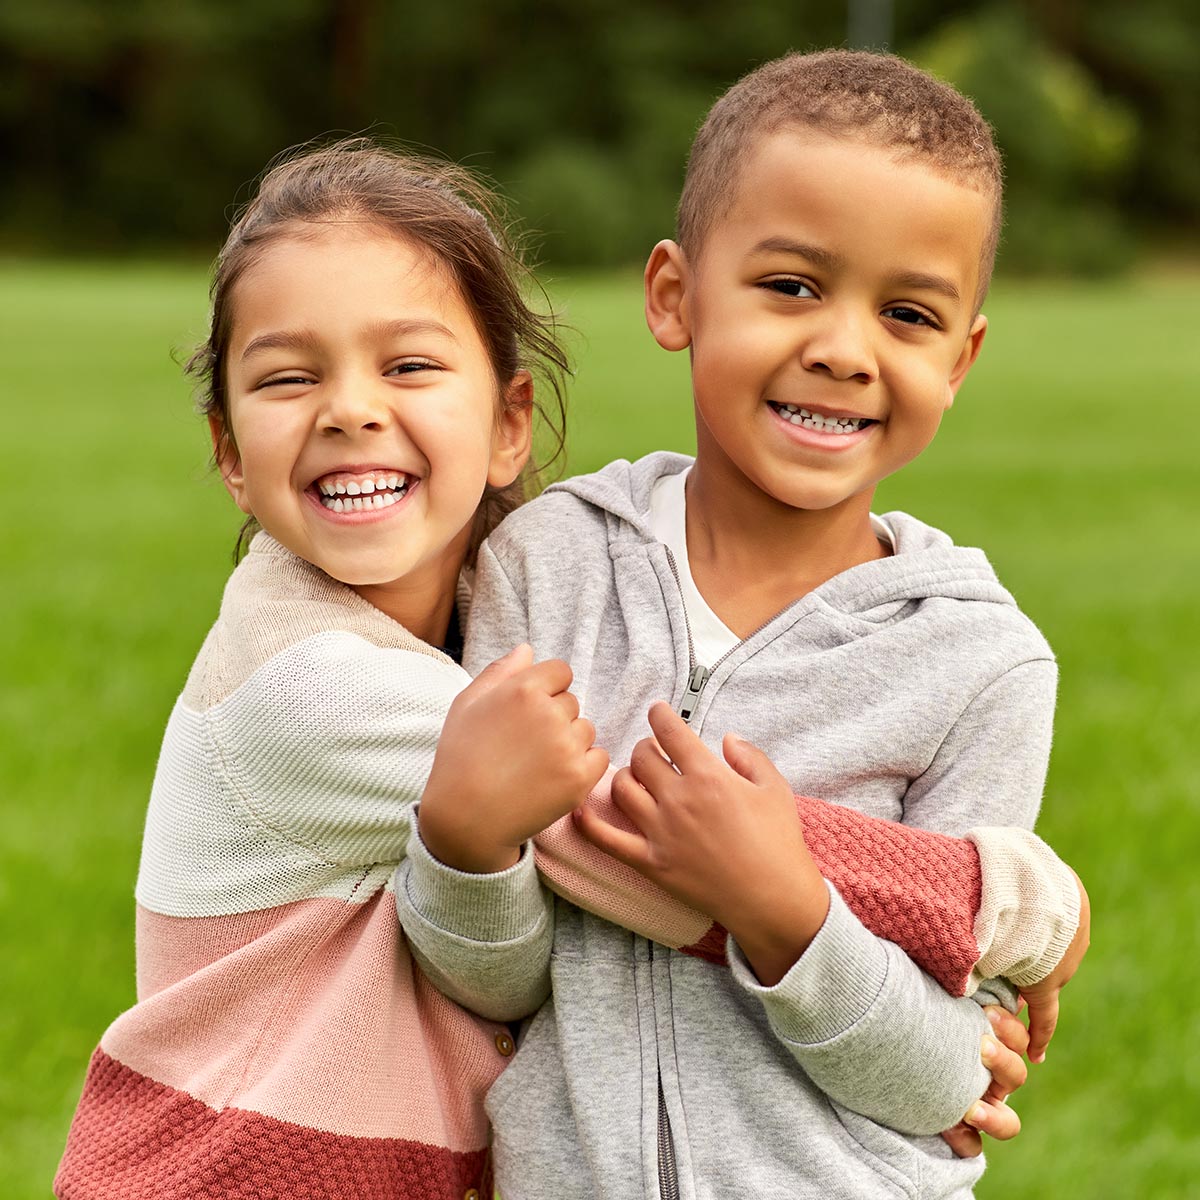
[187,136,570,561]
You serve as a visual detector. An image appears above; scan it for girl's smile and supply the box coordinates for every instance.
[215,222,530,638]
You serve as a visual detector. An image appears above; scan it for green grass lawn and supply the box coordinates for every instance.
[2,259,1198,1197]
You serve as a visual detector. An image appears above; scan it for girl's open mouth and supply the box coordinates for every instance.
[309,470,415,515]
[767,402,876,435]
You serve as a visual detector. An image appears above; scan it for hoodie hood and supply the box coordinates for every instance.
[546,451,1021,620]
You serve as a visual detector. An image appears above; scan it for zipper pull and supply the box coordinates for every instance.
[678,665,711,723]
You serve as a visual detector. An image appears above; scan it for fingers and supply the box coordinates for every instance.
[963,1096,1021,1141]
[940,1122,983,1159]
[467,643,535,696]
[646,701,715,773]
[610,764,660,832]
[981,1032,1028,1101]
[573,786,652,873]
[985,1005,1031,1059]
[1022,990,1058,1065]
[629,735,681,795]
[721,731,784,788]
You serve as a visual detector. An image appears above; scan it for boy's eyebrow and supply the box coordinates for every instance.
[889,271,962,304]
[240,319,457,361]
[749,237,843,272]
[750,238,963,305]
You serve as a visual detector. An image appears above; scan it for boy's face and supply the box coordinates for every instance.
[647,128,991,515]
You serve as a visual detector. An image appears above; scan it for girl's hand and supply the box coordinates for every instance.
[419,645,609,874]
[575,702,829,985]
[1019,870,1090,1063]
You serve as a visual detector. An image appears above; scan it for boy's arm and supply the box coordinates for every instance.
[578,665,1059,1135]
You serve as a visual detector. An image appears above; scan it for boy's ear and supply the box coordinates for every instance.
[946,314,988,406]
[208,413,252,514]
[644,240,693,351]
[488,370,534,488]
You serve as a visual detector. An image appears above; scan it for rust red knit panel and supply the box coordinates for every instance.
[680,794,982,996]
[55,1050,489,1200]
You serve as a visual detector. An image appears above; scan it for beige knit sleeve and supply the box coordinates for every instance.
[967,826,1082,989]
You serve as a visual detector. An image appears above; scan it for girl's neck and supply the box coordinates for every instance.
[683,459,888,639]
[351,551,464,648]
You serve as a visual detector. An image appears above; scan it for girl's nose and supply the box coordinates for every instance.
[318,379,389,435]
[799,310,878,384]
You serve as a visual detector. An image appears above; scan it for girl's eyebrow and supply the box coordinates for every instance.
[240,319,458,362]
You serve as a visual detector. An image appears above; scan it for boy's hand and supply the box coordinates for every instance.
[419,645,609,874]
[573,701,829,986]
[941,1007,1028,1157]
[1019,870,1090,1063]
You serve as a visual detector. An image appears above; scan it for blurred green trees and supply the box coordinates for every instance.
[1,0,1196,270]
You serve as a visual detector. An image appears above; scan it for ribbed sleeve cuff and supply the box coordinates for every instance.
[727,883,890,1045]
[401,814,546,943]
[967,826,1082,989]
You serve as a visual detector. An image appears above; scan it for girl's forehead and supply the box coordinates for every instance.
[228,224,477,348]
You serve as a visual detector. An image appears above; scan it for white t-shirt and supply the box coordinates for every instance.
[646,467,896,668]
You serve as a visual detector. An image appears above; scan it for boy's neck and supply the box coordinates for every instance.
[683,458,889,639]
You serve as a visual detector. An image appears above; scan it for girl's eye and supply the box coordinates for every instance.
[386,359,440,376]
[761,278,817,299]
[883,305,937,328]
[257,374,313,389]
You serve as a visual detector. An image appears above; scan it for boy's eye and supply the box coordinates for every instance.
[761,278,817,299]
[883,305,936,327]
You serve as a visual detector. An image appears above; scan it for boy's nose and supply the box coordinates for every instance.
[799,313,878,384]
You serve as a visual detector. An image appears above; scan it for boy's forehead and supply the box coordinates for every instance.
[708,128,991,298]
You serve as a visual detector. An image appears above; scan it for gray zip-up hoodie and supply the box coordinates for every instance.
[399,452,1057,1200]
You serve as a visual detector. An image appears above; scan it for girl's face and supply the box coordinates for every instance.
[215,223,531,638]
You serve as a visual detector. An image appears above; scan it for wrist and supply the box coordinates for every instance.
[724,873,830,988]
[417,802,521,875]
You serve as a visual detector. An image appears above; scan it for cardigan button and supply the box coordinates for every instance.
[495,1030,515,1057]
[464,1190,481,1200]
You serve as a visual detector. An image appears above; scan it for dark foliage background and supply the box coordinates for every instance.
[3,0,1197,272]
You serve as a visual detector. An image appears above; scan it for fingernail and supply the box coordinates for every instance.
[966,1104,987,1127]
[986,1008,1003,1029]
[981,1035,998,1064]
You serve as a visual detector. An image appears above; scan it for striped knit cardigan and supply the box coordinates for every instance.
[56,535,1077,1200]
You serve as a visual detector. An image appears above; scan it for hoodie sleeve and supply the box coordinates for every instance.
[727,655,1061,1134]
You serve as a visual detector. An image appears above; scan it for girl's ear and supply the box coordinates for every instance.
[946,314,988,407]
[644,240,693,351]
[487,370,534,488]
[209,413,253,514]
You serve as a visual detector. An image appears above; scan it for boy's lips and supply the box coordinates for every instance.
[767,401,877,450]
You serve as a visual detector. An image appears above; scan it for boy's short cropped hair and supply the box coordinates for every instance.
[677,49,1004,305]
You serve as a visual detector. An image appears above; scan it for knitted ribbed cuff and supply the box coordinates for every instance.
[967,826,1082,989]
[401,815,546,943]
[727,883,890,1045]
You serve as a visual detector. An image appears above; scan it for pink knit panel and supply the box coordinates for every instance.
[55,1050,490,1200]
[680,795,982,996]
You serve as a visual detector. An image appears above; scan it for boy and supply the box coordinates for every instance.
[403,50,1079,1198]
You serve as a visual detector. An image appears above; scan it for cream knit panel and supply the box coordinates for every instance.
[182,532,448,711]
[967,825,1082,989]
[139,635,468,917]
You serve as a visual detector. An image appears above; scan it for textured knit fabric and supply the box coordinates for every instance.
[58,532,1022,1200]
[55,536,527,1200]
[408,452,1061,1200]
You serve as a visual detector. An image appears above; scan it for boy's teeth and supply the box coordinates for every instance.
[774,403,868,433]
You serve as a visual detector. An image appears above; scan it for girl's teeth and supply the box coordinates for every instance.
[317,472,412,505]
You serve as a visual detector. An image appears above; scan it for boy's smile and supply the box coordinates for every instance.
[647,128,991,524]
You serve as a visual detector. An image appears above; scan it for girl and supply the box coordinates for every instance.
[56,139,1081,1200]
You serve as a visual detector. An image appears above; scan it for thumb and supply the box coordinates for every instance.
[722,732,784,787]
[465,643,534,700]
